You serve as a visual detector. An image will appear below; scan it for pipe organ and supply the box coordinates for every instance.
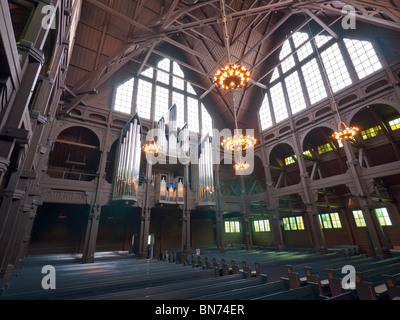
[112,114,142,201]
[195,134,215,205]
[155,173,184,204]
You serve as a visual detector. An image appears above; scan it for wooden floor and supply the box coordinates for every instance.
[0,248,399,300]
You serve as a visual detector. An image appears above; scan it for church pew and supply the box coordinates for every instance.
[83,273,248,300]
[326,257,400,297]
[251,282,326,300]
[188,279,288,300]
[382,273,400,300]
[0,262,217,300]
[355,263,400,300]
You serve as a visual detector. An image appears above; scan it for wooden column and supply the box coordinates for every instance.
[214,164,225,253]
[293,132,327,254]
[342,140,392,258]
[181,163,191,255]
[240,175,252,251]
[264,164,284,251]
[139,161,152,259]
[81,130,110,263]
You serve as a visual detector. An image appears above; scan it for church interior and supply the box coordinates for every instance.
[1,0,400,302]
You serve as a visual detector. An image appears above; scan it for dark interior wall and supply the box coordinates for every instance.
[29,203,89,255]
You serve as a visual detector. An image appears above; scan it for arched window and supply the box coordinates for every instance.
[113,58,208,134]
[259,30,383,131]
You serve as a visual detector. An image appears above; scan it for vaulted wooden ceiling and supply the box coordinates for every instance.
[63,0,400,131]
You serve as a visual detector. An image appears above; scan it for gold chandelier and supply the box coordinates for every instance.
[213,0,251,91]
[234,161,250,171]
[332,122,359,141]
[221,134,257,151]
[214,63,251,90]
[142,141,161,154]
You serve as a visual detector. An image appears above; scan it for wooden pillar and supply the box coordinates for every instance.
[263,164,284,251]
[81,134,109,263]
[214,164,225,253]
[181,163,191,255]
[294,134,327,254]
[139,161,152,259]
[240,176,252,251]
[342,140,392,258]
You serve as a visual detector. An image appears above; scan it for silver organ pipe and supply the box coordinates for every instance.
[113,114,142,201]
[198,134,215,204]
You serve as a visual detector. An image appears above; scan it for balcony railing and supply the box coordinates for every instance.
[46,169,97,182]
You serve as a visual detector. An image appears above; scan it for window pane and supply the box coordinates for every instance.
[114,78,134,114]
[187,83,197,95]
[279,39,295,73]
[136,79,152,119]
[187,97,199,133]
[172,62,185,90]
[289,217,297,230]
[201,104,213,136]
[301,58,327,104]
[296,216,305,230]
[375,208,392,226]
[284,71,307,114]
[270,68,280,82]
[283,218,290,230]
[292,32,313,62]
[154,85,169,122]
[141,67,154,78]
[353,210,366,227]
[330,213,342,228]
[389,117,400,131]
[270,82,288,123]
[314,34,332,48]
[259,95,273,130]
[361,125,383,140]
[157,59,170,85]
[172,91,185,128]
[320,43,352,93]
[344,38,382,79]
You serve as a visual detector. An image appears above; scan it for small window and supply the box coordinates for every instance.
[283,216,305,230]
[352,210,366,227]
[318,143,333,154]
[254,219,270,232]
[361,125,383,140]
[375,208,392,226]
[225,221,240,233]
[285,156,296,165]
[389,117,400,131]
[319,213,342,229]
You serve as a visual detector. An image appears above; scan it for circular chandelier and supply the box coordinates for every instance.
[142,141,161,154]
[213,63,251,90]
[221,134,257,151]
[332,122,359,141]
[234,161,250,171]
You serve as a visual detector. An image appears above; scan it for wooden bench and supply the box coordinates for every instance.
[252,282,325,300]
[355,263,400,300]
[189,279,288,300]
[382,273,400,300]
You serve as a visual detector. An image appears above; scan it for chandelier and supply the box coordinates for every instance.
[221,134,257,151]
[213,0,251,91]
[332,122,359,141]
[234,161,250,171]
[142,141,161,154]
[214,63,251,90]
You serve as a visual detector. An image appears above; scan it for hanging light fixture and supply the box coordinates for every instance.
[214,0,256,171]
[332,122,360,141]
[213,0,251,90]
[142,140,161,154]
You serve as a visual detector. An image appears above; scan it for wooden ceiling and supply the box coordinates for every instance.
[62,0,400,131]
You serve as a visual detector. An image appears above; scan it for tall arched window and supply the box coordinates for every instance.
[113,58,212,134]
[258,30,383,131]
